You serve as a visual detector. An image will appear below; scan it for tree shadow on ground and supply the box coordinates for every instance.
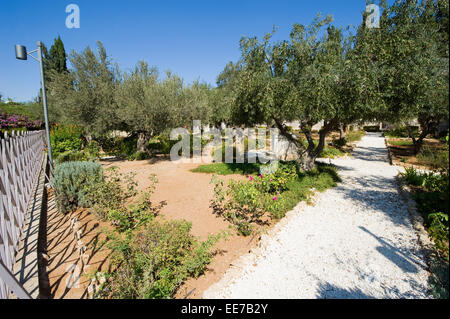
[359,226,426,274]
[315,282,377,299]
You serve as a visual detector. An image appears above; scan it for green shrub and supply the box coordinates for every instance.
[319,146,345,158]
[332,137,347,148]
[97,219,221,299]
[401,167,425,186]
[85,140,101,159]
[383,126,419,138]
[50,125,84,155]
[148,134,179,155]
[211,162,339,235]
[192,162,261,175]
[363,125,380,132]
[83,166,138,220]
[428,212,449,255]
[53,161,104,213]
[55,150,87,163]
[417,146,449,170]
[387,139,414,146]
[402,166,449,261]
[346,130,365,143]
[135,151,150,161]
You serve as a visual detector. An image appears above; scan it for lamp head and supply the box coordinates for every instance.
[15,45,27,60]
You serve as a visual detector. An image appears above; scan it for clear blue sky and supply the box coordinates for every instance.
[1,0,376,102]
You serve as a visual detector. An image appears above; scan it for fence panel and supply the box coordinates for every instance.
[0,130,45,298]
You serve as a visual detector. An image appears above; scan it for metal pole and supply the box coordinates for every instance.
[37,41,54,178]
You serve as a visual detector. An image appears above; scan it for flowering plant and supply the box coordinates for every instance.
[0,109,43,130]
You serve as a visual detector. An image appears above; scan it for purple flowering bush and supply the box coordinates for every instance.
[0,109,43,131]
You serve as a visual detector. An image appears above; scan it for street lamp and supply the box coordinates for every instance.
[15,42,54,178]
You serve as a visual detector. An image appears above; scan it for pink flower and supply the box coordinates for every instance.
[249,176,254,181]
[260,174,264,178]
[273,197,278,201]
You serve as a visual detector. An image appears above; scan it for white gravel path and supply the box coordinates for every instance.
[203,133,431,299]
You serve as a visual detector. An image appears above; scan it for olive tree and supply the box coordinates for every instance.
[48,41,121,137]
[366,0,449,153]
[228,17,379,170]
[115,62,186,152]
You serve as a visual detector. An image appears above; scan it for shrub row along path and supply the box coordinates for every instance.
[203,133,431,299]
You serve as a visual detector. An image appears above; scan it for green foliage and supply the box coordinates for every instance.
[85,140,101,158]
[0,102,43,121]
[211,162,339,235]
[47,41,120,136]
[53,161,104,213]
[101,135,138,159]
[401,166,449,261]
[192,162,261,175]
[387,140,414,146]
[363,126,381,132]
[147,134,179,155]
[417,145,449,170]
[402,167,426,186]
[55,150,87,164]
[319,145,345,159]
[83,166,138,220]
[384,127,419,138]
[50,124,84,155]
[97,219,221,299]
[332,137,347,148]
[346,130,366,143]
[428,212,449,254]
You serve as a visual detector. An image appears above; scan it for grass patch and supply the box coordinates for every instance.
[192,162,262,175]
[387,139,414,146]
[417,146,449,170]
[319,145,345,158]
[346,130,366,143]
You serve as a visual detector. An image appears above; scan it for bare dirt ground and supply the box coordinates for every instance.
[45,158,259,299]
[101,158,257,299]
[43,189,112,299]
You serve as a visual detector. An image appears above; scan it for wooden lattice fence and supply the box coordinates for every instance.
[0,130,45,298]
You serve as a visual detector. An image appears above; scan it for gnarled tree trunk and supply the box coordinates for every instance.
[137,132,151,153]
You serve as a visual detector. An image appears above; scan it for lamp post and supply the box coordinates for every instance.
[15,42,54,178]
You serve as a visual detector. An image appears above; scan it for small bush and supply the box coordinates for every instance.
[55,150,87,164]
[97,219,221,299]
[319,146,345,158]
[346,130,365,143]
[135,151,150,161]
[383,126,419,138]
[401,167,425,186]
[85,140,101,159]
[53,161,104,213]
[83,166,138,220]
[363,125,380,132]
[50,125,84,155]
[332,137,347,148]
[211,162,339,235]
[417,146,449,170]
